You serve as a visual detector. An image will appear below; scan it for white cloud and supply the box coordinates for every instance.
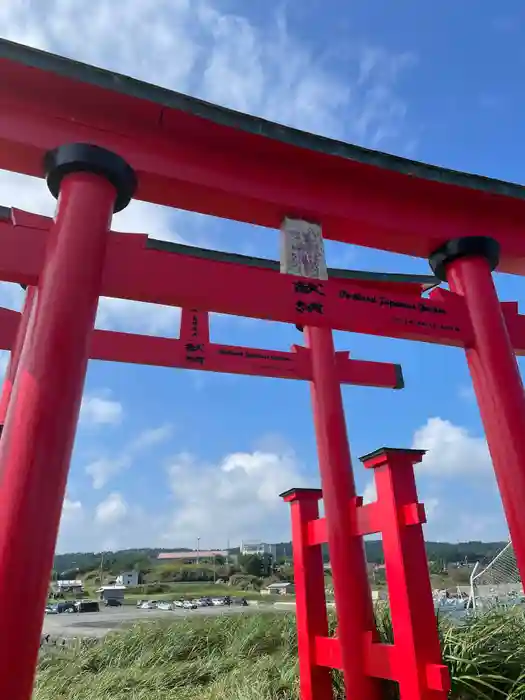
[412,417,491,477]
[408,417,506,541]
[95,492,129,525]
[130,424,173,450]
[85,423,173,489]
[362,480,377,504]
[61,417,506,551]
[0,1,413,145]
[163,445,308,547]
[358,418,503,543]
[85,455,131,491]
[95,298,181,335]
[0,2,415,333]
[61,497,83,522]
[58,496,85,547]
[80,392,123,426]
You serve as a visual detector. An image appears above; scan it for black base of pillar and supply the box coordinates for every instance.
[44,143,137,213]
[429,236,500,282]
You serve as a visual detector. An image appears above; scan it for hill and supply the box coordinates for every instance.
[53,540,507,577]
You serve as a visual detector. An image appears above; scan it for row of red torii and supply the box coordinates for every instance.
[0,176,523,700]
[2,38,525,700]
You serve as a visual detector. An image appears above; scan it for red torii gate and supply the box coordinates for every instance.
[1,38,525,700]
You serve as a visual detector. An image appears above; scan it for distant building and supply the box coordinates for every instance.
[55,579,84,593]
[157,550,227,564]
[241,541,275,557]
[97,585,126,602]
[262,582,295,596]
[116,571,140,587]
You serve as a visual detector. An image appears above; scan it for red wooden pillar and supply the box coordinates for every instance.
[0,144,135,700]
[360,448,449,700]
[305,325,378,700]
[281,488,333,700]
[0,286,36,433]
[430,237,525,583]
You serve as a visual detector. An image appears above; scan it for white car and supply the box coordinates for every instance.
[157,602,173,611]
[173,600,184,608]
[182,600,197,609]
[140,601,157,610]
[211,598,224,606]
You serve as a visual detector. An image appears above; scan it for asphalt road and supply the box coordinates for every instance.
[42,604,267,640]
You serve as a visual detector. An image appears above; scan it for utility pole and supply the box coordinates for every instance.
[196,537,201,564]
[99,552,105,586]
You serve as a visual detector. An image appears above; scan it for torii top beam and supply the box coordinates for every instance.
[1,40,525,274]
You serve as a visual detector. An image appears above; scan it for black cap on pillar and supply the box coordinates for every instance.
[428,236,500,282]
[44,143,137,213]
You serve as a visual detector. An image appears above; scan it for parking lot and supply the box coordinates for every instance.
[42,603,266,640]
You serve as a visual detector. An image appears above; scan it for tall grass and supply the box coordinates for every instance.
[34,608,525,699]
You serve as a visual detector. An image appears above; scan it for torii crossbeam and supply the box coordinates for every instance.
[1,38,525,700]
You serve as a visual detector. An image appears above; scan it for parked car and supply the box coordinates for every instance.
[140,601,157,610]
[157,602,173,611]
[45,605,58,615]
[136,599,145,608]
[104,598,122,607]
[173,600,184,608]
[182,600,197,610]
[211,598,225,606]
[51,601,76,614]
[75,600,100,613]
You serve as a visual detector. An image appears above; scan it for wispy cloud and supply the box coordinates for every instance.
[0,0,415,333]
[85,423,173,489]
[80,391,124,426]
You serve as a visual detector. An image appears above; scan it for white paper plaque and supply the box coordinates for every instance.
[280,218,328,280]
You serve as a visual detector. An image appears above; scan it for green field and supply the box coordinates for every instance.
[35,607,525,699]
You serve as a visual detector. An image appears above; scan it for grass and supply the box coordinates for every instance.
[34,607,525,699]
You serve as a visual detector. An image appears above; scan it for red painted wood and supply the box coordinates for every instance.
[0,303,403,387]
[0,218,473,347]
[361,449,451,699]
[282,490,333,700]
[1,61,525,272]
[447,255,525,593]
[0,288,36,427]
[0,172,118,700]
[305,326,379,700]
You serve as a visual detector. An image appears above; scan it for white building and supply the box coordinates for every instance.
[56,579,84,593]
[97,585,126,602]
[241,541,273,556]
[262,582,295,596]
[115,571,140,587]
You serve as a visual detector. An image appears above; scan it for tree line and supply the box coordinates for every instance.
[53,539,508,580]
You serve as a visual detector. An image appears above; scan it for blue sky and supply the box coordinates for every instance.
[0,0,524,552]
